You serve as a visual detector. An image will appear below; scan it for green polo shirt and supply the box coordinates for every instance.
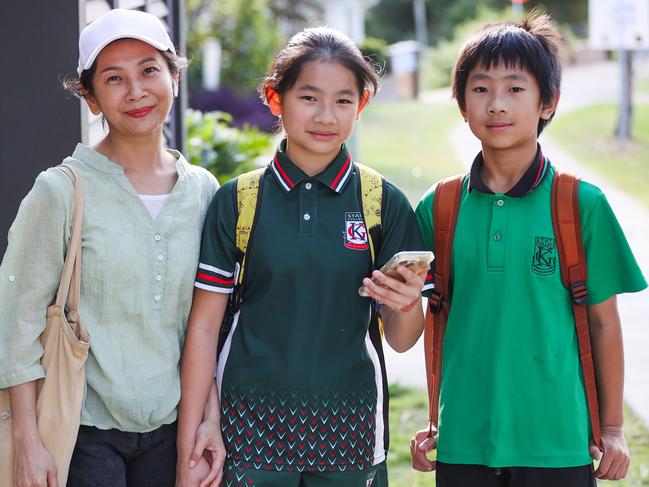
[196,141,423,472]
[416,148,647,468]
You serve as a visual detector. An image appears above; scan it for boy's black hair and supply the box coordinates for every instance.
[452,9,562,134]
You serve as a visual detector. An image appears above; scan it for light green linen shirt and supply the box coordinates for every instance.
[0,144,219,432]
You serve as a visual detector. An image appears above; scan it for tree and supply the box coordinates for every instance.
[186,0,282,93]
[365,0,588,46]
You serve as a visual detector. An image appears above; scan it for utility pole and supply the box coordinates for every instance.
[413,0,428,47]
[617,49,633,150]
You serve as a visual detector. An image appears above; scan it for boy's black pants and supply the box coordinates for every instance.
[436,461,596,487]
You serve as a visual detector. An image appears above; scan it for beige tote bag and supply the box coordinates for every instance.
[0,165,90,487]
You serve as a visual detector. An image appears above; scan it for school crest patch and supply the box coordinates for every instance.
[343,212,369,250]
[531,236,557,276]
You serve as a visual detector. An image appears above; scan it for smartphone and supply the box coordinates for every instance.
[358,250,434,297]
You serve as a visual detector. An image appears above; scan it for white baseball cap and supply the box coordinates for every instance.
[77,8,176,75]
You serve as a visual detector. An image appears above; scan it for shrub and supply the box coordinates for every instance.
[185,109,274,184]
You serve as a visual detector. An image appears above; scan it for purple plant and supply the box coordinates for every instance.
[188,86,278,132]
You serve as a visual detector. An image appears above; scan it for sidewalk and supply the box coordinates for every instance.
[384,60,649,425]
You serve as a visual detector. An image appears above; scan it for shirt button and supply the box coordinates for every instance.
[154,234,161,241]
[305,182,312,190]
[157,254,164,261]
[154,295,161,302]
[303,213,311,221]
[494,233,502,241]
[156,274,162,281]
[8,275,15,282]
[497,199,504,207]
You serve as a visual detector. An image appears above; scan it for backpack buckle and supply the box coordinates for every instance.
[570,280,588,305]
[429,290,443,314]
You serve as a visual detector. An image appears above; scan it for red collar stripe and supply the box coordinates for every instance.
[331,154,352,192]
[528,156,546,194]
[272,154,295,191]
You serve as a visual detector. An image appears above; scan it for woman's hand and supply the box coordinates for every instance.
[13,435,58,487]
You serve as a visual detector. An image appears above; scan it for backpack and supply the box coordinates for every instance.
[423,170,603,451]
[217,162,392,448]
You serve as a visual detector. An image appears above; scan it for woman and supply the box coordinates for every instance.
[0,9,218,487]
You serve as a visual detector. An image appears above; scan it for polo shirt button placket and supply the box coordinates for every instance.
[487,196,508,270]
[154,234,164,307]
[299,180,317,237]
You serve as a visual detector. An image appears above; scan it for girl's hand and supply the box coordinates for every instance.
[13,436,59,487]
[410,426,437,472]
[189,417,226,487]
[361,265,425,312]
[176,456,211,487]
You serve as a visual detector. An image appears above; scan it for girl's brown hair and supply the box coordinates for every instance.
[258,27,380,104]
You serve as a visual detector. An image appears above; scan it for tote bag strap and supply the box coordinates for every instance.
[54,164,84,312]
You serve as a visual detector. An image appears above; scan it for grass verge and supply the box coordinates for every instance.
[547,103,649,207]
[387,385,649,486]
[358,100,463,205]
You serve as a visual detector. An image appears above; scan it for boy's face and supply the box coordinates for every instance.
[460,62,557,156]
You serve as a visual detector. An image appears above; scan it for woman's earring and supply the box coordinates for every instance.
[172,80,178,97]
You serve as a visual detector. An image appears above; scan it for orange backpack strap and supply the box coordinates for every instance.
[551,170,603,452]
[425,175,465,436]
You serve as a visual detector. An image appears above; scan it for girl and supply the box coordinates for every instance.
[178,27,425,487]
[0,9,219,487]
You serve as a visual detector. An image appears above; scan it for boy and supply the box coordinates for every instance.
[410,10,647,487]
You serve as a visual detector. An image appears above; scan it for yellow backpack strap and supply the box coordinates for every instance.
[234,167,266,288]
[356,162,384,266]
[357,162,390,452]
[218,167,265,356]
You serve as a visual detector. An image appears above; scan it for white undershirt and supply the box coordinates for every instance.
[138,193,171,220]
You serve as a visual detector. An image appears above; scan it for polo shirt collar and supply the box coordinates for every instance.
[72,143,188,180]
[270,139,353,193]
[467,144,548,197]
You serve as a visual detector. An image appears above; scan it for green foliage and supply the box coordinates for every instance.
[366,0,588,48]
[420,6,509,90]
[366,0,501,46]
[186,0,282,93]
[185,109,274,184]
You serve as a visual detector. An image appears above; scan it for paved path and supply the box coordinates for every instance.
[384,60,649,425]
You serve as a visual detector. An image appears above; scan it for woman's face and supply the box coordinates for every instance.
[85,38,177,139]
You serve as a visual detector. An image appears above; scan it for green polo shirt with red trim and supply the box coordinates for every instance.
[196,141,423,472]
[417,147,647,468]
